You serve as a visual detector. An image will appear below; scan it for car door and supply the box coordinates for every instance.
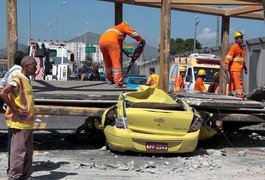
[184,66,194,92]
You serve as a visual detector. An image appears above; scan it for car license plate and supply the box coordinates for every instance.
[146,142,168,151]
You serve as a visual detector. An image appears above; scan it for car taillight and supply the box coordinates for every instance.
[188,115,203,132]
[115,116,128,129]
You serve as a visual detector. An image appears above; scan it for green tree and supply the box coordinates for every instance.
[169,38,202,55]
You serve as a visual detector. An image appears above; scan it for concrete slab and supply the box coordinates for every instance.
[32,80,136,104]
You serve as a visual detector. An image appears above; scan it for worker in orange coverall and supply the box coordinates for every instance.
[99,22,145,88]
[194,69,207,93]
[174,66,186,93]
[208,72,220,94]
[225,31,247,98]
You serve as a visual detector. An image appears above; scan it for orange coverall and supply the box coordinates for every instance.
[146,74,160,88]
[194,77,207,92]
[225,43,246,97]
[174,76,185,93]
[99,22,144,86]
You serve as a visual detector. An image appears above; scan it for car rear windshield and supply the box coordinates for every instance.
[127,101,185,111]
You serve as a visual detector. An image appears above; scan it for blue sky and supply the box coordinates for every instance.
[0,0,264,49]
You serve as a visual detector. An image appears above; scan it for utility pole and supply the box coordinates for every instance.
[48,23,52,40]
[28,0,31,42]
[216,16,220,46]
[85,22,89,46]
[6,0,18,69]
[193,16,199,52]
[216,6,222,46]
[61,1,67,42]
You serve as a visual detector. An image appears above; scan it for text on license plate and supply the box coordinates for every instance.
[146,142,168,151]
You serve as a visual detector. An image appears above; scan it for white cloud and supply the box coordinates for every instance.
[197,27,216,47]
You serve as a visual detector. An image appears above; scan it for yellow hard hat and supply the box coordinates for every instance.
[234,31,244,38]
[214,72,219,78]
[198,69,207,76]
[179,66,186,72]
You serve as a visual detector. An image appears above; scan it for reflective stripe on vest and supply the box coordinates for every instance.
[225,55,233,60]
[233,57,244,62]
[113,69,122,74]
[130,32,138,38]
[106,28,124,36]
[226,55,244,62]
[5,74,34,129]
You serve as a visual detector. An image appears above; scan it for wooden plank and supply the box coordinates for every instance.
[233,12,264,20]
[171,4,225,15]
[6,0,18,69]
[263,0,265,23]
[225,6,263,16]
[99,0,264,20]
[158,0,171,91]
[115,2,123,68]
[115,2,123,25]
[128,0,262,5]
[35,105,106,116]
[220,16,230,95]
[132,3,264,20]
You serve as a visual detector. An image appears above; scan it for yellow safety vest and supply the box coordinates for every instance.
[147,74,159,88]
[5,73,35,129]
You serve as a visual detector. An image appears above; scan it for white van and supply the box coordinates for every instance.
[169,54,220,93]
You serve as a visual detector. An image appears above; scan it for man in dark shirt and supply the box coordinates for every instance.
[88,62,104,81]
[77,64,88,81]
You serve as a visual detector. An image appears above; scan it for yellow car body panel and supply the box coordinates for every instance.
[102,85,202,153]
[104,126,199,153]
[126,108,193,136]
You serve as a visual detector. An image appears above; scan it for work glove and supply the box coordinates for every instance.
[139,39,146,48]
[244,69,248,75]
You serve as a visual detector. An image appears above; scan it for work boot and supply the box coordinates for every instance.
[237,94,245,99]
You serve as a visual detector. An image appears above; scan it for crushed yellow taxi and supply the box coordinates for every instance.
[98,86,204,153]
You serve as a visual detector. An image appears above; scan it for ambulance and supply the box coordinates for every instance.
[169,53,220,93]
[28,40,72,81]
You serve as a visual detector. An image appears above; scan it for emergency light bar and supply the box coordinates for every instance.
[196,58,220,65]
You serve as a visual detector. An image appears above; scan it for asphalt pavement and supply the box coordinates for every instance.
[0,129,265,179]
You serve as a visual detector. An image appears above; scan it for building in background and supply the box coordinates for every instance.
[66,42,103,68]
[0,58,8,77]
[91,44,103,64]
[66,42,86,69]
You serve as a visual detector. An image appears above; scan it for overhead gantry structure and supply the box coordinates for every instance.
[98,0,264,93]
[6,0,265,93]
